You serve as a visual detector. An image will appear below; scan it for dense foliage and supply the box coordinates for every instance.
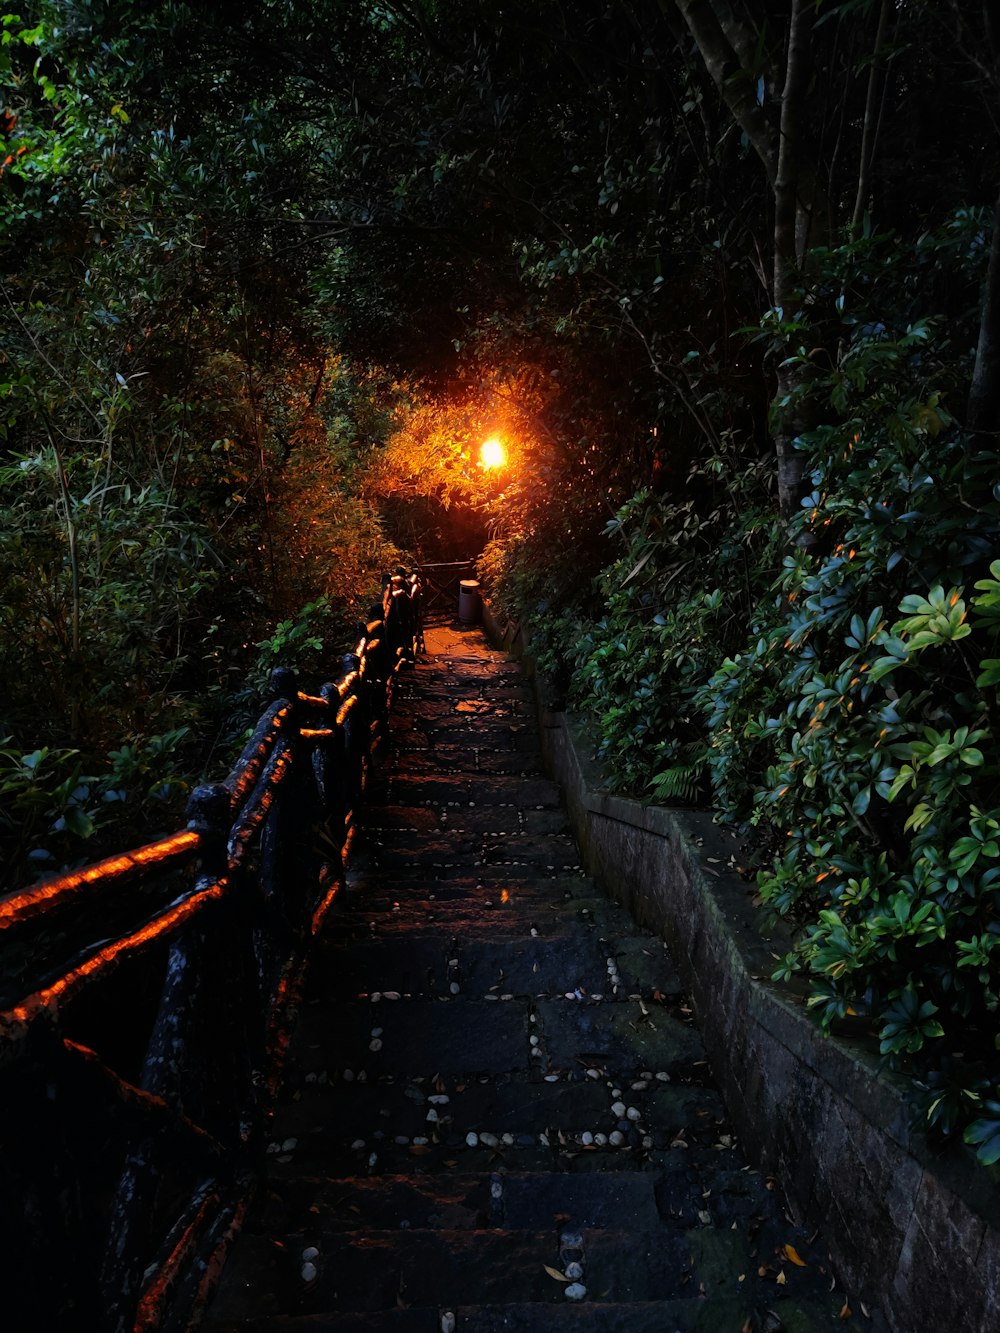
[3,0,1000,1160]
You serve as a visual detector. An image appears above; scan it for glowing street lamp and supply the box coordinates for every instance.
[480,436,507,469]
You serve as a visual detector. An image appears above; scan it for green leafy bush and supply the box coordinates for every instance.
[699,306,1000,1158]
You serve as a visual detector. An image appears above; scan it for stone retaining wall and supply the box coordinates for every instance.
[482,602,1000,1333]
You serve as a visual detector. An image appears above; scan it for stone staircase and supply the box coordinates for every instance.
[203,622,880,1332]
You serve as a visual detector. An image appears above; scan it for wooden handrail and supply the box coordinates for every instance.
[0,570,424,1333]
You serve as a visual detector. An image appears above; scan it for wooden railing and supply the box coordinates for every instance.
[0,573,422,1333]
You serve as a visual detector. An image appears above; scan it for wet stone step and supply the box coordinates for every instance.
[245,1171,666,1237]
[533,998,707,1076]
[271,1074,657,1145]
[290,999,534,1076]
[206,1227,700,1317]
[386,775,562,807]
[387,748,545,777]
[308,932,649,1002]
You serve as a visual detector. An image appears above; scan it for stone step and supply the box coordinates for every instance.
[287,997,708,1081]
[363,805,571,836]
[384,775,562,807]
[306,931,683,1003]
[202,1296,860,1333]
[387,747,545,777]
[268,1074,727,1150]
[242,1171,667,1236]
[204,1226,729,1317]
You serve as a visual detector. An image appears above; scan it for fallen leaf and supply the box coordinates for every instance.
[741,1321,753,1333]
[783,1243,807,1267]
[543,1265,569,1283]
[860,1301,870,1317]
[840,1302,852,1319]
[775,1269,787,1285]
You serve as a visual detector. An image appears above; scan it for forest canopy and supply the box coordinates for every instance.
[3,0,1000,1160]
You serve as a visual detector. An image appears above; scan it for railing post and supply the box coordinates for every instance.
[186,782,232,882]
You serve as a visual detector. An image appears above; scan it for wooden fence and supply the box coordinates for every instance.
[0,574,422,1332]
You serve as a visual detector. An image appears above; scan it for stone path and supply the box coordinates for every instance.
[204,622,878,1332]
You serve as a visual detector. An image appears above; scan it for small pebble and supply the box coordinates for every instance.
[367,1152,377,1167]
[371,1027,383,1038]
[441,1312,457,1333]
[466,1132,479,1147]
[450,982,461,994]
[302,1246,319,1262]
[544,1074,559,1082]
[394,1135,410,1145]
[609,1130,625,1146]
[369,1039,383,1052]
[502,1133,515,1145]
[626,1107,641,1122]
[594,1132,608,1145]
[282,1138,297,1152]
[371,992,382,1002]
[426,1109,439,1123]
[530,1035,539,1046]
[631,1080,648,1090]
[429,1094,450,1105]
[530,928,538,937]
[301,1261,317,1283]
[565,1282,587,1301]
[565,1262,584,1279]
[643,1135,654,1148]
[357,1070,367,1082]
[611,1101,626,1118]
[383,991,401,1000]
[480,1132,499,1147]
[580,1132,594,1146]
[491,1180,504,1199]
[656,1071,670,1082]
[352,1138,366,1150]
[586,1068,600,1080]
[539,1132,549,1146]
[305,1072,317,1084]
[343,1069,355,1082]
[413,1136,429,1145]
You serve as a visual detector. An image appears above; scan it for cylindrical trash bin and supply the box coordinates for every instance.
[458,578,481,624]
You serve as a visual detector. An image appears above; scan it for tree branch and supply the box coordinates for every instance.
[673,0,778,186]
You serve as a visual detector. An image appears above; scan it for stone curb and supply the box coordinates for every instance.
[481,599,1000,1333]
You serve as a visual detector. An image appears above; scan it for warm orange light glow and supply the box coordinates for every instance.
[480,436,507,469]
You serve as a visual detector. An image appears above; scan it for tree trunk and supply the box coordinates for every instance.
[967,182,1000,443]
[850,0,891,240]
[772,0,814,518]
